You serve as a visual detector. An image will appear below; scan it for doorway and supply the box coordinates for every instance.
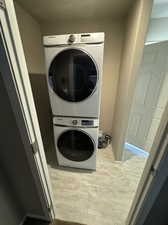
[12,0,166,224]
[124,41,168,161]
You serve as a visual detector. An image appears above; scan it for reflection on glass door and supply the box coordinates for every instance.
[49,49,98,102]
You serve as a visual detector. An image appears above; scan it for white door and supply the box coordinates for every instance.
[126,41,168,149]
[1,0,55,220]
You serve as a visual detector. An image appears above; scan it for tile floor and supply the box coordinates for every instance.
[47,145,147,225]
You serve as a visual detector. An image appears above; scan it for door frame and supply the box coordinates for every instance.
[3,0,165,224]
[0,0,55,220]
[127,102,168,225]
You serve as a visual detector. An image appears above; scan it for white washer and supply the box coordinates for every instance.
[43,33,104,118]
[53,117,99,170]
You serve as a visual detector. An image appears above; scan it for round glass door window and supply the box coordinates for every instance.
[49,49,98,102]
[57,130,95,162]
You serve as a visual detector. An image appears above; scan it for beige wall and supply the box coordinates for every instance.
[14,2,45,74]
[41,19,124,133]
[112,0,153,160]
[13,1,152,157]
[14,2,125,135]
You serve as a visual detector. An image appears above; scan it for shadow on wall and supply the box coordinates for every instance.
[29,73,54,152]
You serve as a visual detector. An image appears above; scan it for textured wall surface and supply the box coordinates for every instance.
[14,1,45,74]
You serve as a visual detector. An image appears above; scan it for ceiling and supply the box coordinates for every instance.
[14,0,134,23]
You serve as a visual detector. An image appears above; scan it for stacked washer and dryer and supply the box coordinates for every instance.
[43,33,104,170]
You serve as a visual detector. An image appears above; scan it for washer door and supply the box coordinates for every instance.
[49,49,98,102]
[57,130,95,162]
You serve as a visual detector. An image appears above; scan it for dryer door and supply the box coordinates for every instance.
[57,130,95,161]
[49,48,98,102]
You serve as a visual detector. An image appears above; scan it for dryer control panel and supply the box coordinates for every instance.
[43,32,104,46]
[53,117,99,127]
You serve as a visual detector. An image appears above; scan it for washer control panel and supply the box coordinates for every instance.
[53,117,99,127]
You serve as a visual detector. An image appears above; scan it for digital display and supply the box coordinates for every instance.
[81,34,91,37]
[82,120,93,126]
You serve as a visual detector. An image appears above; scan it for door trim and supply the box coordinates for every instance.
[0,1,55,220]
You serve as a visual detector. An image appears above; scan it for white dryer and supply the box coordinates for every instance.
[43,33,104,118]
[53,117,99,170]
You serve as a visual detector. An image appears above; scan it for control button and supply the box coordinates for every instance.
[68,34,75,44]
[72,120,78,125]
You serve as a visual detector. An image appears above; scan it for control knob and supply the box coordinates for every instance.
[68,34,75,44]
[72,120,78,125]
